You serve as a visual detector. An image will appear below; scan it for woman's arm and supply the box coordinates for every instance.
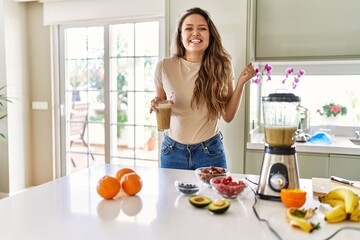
[221,63,255,123]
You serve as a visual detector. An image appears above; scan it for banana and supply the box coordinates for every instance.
[303,207,317,219]
[350,202,360,222]
[324,205,347,223]
[324,187,359,216]
[286,208,319,233]
[319,196,345,208]
[288,219,314,233]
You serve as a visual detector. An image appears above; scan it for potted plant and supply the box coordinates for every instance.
[146,128,157,151]
[316,102,347,118]
[316,102,347,137]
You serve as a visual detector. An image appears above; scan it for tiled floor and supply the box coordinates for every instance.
[70,143,159,173]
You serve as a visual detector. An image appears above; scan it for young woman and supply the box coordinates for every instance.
[150,7,255,170]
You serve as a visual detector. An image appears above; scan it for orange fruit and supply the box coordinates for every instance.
[97,175,121,200]
[115,168,135,183]
[280,189,307,208]
[121,172,143,196]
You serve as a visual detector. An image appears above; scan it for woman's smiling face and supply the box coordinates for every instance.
[181,14,210,58]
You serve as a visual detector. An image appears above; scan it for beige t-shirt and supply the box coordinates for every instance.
[154,56,232,144]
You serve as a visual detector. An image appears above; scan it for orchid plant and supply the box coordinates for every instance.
[251,64,305,90]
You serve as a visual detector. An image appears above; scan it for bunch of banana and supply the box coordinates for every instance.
[318,186,360,223]
[286,207,320,233]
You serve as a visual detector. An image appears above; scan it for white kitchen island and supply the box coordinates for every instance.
[0,164,359,240]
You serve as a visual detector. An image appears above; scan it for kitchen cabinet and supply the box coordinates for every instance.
[245,149,263,175]
[245,149,360,180]
[245,150,329,178]
[329,154,360,181]
[297,153,329,179]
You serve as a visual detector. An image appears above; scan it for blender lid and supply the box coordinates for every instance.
[262,93,300,102]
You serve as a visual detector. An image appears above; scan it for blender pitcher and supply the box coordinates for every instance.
[262,93,301,147]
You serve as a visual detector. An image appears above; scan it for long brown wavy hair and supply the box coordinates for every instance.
[171,7,232,121]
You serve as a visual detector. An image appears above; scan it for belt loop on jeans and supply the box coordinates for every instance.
[219,131,223,140]
[170,140,175,151]
[165,134,176,151]
[200,142,209,153]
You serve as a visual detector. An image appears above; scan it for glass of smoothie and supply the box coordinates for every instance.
[156,100,172,131]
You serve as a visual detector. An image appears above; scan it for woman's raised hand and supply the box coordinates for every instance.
[238,63,256,85]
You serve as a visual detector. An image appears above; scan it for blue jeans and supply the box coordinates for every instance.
[160,132,227,170]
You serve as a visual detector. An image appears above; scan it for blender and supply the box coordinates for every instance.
[257,93,301,200]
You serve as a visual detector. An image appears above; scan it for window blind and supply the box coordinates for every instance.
[255,0,360,61]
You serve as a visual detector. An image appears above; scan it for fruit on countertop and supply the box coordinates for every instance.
[175,181,200,195]
[97,175,121,200]
[319,186,360,223]
[189,195,212,208]
[116,168,135,183]
[286,207,317,219]
[195,166,228,185]
[318,195,345,208]
[324,205,347,223]
[97,167,142,199]
[286,208,320,233]
[280,188,307,208]
[322,187,359,216]
[208,199,230,214]
[120,172,143,196]
[210,176,247,199]
[349,204,360,222]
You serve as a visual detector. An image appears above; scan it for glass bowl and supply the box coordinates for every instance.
[195,166,229,186]
[174,181,200,195]
[210,176,248,199]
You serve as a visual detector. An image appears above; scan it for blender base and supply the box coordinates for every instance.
[256,146,300,200]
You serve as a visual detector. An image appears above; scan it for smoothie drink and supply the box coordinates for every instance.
[265,126,297,147]
[156,100,172,131]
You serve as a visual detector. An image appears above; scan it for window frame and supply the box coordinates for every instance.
[247,0,360,140]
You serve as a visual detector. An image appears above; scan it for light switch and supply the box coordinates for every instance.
[32,101,48,110]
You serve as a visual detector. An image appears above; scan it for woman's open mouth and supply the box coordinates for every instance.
[190,39,201,44]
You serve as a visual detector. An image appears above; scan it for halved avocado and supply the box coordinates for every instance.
[189,195,212,208]
[208,199,230,214]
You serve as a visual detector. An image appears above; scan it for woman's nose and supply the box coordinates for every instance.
[192,31,199,36]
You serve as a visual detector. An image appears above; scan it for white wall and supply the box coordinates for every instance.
[0,0,32,194]
[28,2,53,185]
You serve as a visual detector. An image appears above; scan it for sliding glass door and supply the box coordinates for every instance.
[59,20,161,173]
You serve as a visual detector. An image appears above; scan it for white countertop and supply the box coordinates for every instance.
[247,133,360,155]
[0,164,360,240]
